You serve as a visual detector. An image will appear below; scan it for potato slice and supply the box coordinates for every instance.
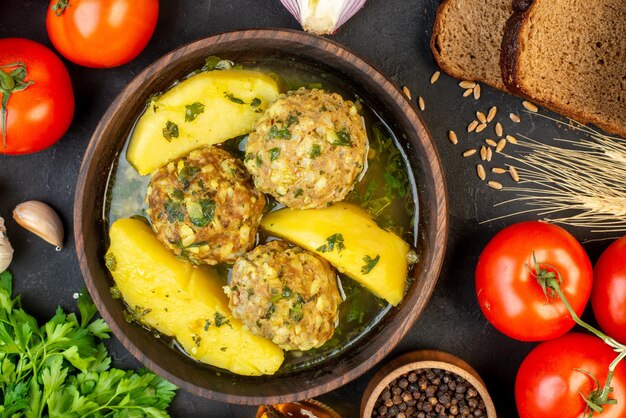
[106,218,284,376]
[260,203,410,305]
[127,70,280,175]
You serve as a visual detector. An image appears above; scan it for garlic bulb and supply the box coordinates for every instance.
[13,201,64,251]
[280,0,367,35]
[0,213,13,272]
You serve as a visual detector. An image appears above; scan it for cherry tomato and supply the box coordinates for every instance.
[516,333,626,418]
[475,221,593,341]
[592,236,626,344]
[46,0,159,68]
[0,38,74,155]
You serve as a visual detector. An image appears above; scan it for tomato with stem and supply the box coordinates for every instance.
[46,0,159,68]
[592,236,626,344]
[0,38,74,155]
[516,332,626,418]
[475,221,593,341]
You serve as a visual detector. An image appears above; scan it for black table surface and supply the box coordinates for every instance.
[0,1,615,417]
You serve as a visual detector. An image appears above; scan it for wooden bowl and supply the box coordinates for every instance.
[74,29,448,405]
[361,350,497,417]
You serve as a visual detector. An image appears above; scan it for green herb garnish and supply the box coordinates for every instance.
[162,120,179,141]
[361,254,381,274]
[289,294,305,323]
[316,233,346,253]
[269,147,280,162]
[185,102,205,122]
[250,98,262,107]
[170,188,185,201]
[267,125,291,140]
[187,199,216,227]
[178,165,201,188]
[0,271,177,417]
[214,312,231,328]
[164,199,185,222]
[224,92,245,104]
[332,128,352,146]
[310,144,321,159]
[286,114,299,126]
[104,252,117,272]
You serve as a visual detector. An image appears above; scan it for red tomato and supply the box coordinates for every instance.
[516,333,626,418]
[475,221,593,341]
[592,236,626,344]
[46,0,159,68]
[0,38,74,155]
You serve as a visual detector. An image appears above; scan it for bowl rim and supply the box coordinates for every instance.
[74,28,449,404]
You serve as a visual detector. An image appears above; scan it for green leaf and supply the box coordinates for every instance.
[361,254,380,275]
[184,102,205,122]
[224,92,245,104]
[332,128,352,146]
[0,271,12,296]
[87,319,110,340]
[77,290,98,328]
[267,125,291,140]
[162,121,179,141]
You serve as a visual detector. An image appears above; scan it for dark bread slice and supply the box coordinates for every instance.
[431,0,513,91]
[501,0,626,138]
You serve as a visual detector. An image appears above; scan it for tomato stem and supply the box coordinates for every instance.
[51,0,70,16]
[0,63,34,148]
[531,253,626,416]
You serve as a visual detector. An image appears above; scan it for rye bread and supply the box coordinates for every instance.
[501,0,626,138]
[431,0,513,91]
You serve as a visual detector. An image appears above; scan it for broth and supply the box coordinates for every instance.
[104,59,418,374]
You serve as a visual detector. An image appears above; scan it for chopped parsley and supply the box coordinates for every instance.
[109,285,122,300]
[310,144,321,159]
[164,199,185,222]
[286,114,299,126]
[250,97,262,107]
[178,165,201,188]
[214,312,231,328]
[361,254,381,274]
[256,154,263,167]
[269,147,280,161]
[185,102,205,122]
[204,319,211,331]
[224,92,245,104]
[294,188,303,197]
[289,294,305,323]
[316,233,345,253]
[332,128,352,146]
[170,188,184,201]
[192,334,202,347]
[187,198,216,227]
[267,125,291,140]
[162,121,179,141]
[203,56,234,71]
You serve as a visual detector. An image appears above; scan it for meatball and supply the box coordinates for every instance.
[226,240,342,351]
[244,88,368,209]
[145,146,266,265]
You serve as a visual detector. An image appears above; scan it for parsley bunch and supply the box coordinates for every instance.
[0,271,177,417]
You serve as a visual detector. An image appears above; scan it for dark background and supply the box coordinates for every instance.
[0,1,614,417]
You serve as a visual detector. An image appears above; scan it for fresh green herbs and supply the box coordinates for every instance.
[178,165,201,188]
[164,199,185,223]
[214,312,231,328]
[286,114,299,126]
[256,154,263,167]
[250,98,262,108]
[269,147,281,162]
[184,102,205,122]
[224,92,245,104]
[288,294,305,323]
[187,199,216,227]
[332,128,352,146]
[267,125,291,140]
[203,56,235,71]
[162,121,179,141]
[270,286,294,303]
[0,271,177,417]
[361,254,381,274]
[316,233,345,253]
[310,144,321,159]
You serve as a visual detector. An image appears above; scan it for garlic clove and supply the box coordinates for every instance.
[0,213,13,272]
[280,0,367,35]
[13,201,64,251]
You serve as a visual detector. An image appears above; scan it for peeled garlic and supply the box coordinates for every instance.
[13,201,64,251]
[0,213,13,271]
[280,0,367,35]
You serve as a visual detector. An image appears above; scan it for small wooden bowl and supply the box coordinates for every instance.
[361,350,497,417]
[74,29,448,405]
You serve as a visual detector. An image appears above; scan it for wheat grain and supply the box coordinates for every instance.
[448,130,458,145]
[487,106,497,122]
[468,120,479,133]
[430,71,441,84]
[463,149,477,157]
[492,167,507,174]
[495,122,503,137]
[477,164,486,180]
[496,139,507,153]
[463,88,473,97]
[485,139,497,147]
[522,101,538,112]
[402,86,412,100]
[459,80,476,89]
[473,84,481,99]
[418,96,425,111]
[477,112,487,123]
